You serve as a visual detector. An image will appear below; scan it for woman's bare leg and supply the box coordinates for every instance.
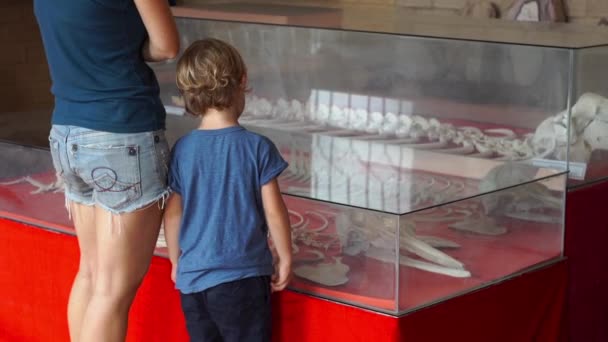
[78,204,162,342]
[67,202,97,342]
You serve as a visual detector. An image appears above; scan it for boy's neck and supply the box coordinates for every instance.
[198,108,240,130]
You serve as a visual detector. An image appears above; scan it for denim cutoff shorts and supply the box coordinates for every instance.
[49,125,170,214]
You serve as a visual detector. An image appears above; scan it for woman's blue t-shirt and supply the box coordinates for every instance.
[34,0,166,133]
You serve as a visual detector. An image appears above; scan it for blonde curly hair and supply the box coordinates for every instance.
[176,38,248,116]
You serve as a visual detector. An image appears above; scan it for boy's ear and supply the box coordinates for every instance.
[241,74,248,89]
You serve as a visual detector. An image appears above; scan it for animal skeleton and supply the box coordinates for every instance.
[335,210,471,278]
[287,206,471,286]
[0,176,177,248]
[242,95,537,160]
[447,162,562,235]
[241,92,608,165]
[0,176,64,194]
[449,215,507,236]
[364,246,471,278]
[293,257,350,287]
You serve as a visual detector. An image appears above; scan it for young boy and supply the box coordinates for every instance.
[163,38,293,342]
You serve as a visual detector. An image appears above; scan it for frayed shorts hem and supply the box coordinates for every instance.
[64,188,171,215]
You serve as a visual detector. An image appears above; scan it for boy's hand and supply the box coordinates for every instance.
[271,259,292,292]
[171,263,177,283]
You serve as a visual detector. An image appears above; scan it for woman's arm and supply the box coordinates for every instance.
[261,179,293,291]
[163,193,182,281]
[134,0,180,62]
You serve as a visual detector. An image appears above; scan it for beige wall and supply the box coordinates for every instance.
[0,0,53,113]
[563,0,608,24]
[182,0,608,25]
[390,0,608,25]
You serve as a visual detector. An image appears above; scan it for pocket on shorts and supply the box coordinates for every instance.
[152,133,170,185]
[48,135,64,175]
[77,143,143,211]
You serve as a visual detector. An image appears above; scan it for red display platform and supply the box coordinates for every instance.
[0,217,566,342]
[564,179,608,342]
[0,170,564,315]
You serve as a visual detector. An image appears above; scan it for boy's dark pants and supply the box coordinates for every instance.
[180,276,272,342]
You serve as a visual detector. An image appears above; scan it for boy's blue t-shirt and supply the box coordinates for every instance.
[169,126,288,293]
[34,0,166,133]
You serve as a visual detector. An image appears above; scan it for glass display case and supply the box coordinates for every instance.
[3,2,607,316]
[0,138,567,315]
[148,4,586,314]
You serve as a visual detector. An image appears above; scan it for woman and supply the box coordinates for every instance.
[33,1,179,341]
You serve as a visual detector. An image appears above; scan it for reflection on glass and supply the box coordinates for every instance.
[152,17,608,186]
[283,172,565,314]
